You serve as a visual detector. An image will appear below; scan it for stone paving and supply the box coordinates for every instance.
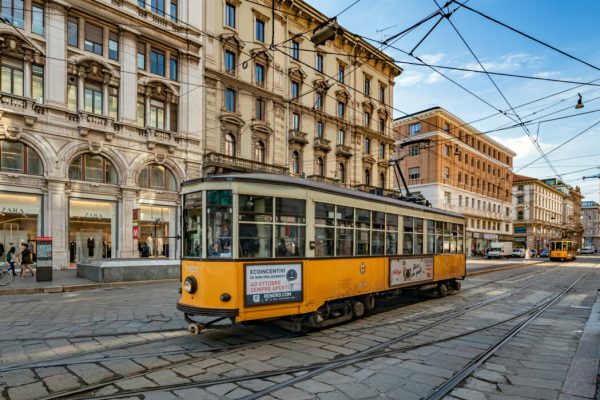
[0,259,598,400]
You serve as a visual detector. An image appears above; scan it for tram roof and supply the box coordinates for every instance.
[183,173,464,219]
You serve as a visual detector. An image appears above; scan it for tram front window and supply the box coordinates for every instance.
[183,192,202,257]
[207,190,232,258]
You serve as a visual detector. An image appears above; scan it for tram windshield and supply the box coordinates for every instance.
[551,241,572,251]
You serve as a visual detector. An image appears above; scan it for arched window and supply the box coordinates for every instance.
[69,154,117,184]
[380,172,385,188]
[316,157,324,176]
[225,133,236,157]
[292,151,300,174]
[255,141,265,163]
[0,141,43,175]
[339,163,345,183]
[137,164,177,191]
[364,168,371,186]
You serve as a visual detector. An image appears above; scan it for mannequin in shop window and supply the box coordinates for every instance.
[87,237,95,257]
[147,235,153,256]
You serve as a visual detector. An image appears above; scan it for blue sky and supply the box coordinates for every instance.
[306,0,600,202]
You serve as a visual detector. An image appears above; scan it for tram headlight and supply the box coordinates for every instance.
[183,276,197,294]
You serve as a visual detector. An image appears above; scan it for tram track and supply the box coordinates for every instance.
[25,265,578,400]
[0,263,564,378]
[53,266,588,400]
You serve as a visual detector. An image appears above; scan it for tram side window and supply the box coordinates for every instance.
[337,206,354,256]
[414,218,424,255]
[207,190,233,258]
[275,198,306,257]
[356,208,371,255]
[567,242,572,251]
[386,213,398,255]
[239,195,273,258]
[426,220,436,254]
[372,211,385,255]
[403,216,414,255]
[457,224,465,253]
[183,192,202,257]
[315,202,334,257]
[436,221,443,253]
[443,222,452,253]
[450,223,458,253]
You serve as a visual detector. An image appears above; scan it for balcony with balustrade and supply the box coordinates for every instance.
[203,152,288,175]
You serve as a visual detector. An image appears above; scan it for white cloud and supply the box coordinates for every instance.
[419,52,445,65]
[397,71,424,87]
[490,134,554,160]
[425,72,443,84]
[461,52,542,79]
[533,71,559,78]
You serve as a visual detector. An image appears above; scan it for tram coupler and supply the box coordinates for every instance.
[188,323,205,335]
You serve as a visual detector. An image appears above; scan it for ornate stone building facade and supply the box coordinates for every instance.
[512,175,584,251]
[202,0,401,189]
[0,0,203,268]
[393,107,515,256]
[581,201,600,250]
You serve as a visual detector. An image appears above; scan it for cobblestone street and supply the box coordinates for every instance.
[0,258,598,399]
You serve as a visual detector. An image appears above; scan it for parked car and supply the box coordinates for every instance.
[580,247,594,254]
[512,248,526,258]
[539,249,550,257]
[530,249,538,257]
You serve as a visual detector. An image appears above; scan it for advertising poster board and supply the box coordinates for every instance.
[245,263,302,306]
[35,237,52,267]
[389,257,434,287]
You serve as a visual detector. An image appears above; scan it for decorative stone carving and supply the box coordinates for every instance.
[88,141,103,154]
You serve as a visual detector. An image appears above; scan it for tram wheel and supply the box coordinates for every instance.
[188,323,204,335]
[438,283,449,297]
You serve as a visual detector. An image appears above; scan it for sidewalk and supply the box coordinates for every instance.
[0,268,177,296]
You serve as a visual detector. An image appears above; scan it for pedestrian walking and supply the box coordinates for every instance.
[5,246,17,276]
[20,243,35,278]
[524,247,532,262]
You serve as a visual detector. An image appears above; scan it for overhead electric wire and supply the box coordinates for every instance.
[432,0,563,181]
[451,0,600,73]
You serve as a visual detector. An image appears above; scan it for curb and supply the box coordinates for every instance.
[0,278,179,296]
[467,260,546,276]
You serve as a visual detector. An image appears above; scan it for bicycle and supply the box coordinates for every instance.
[0,266,13,286]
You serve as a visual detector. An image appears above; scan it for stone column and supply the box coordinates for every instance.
[23,56,32,98]
[77,71,85,111]
[45,1,67,107]
[120,29,138,123]
[119,188,139,258]
[46,179,70,269]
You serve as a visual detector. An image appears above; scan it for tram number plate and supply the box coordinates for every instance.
[389,257,434,286]
[245,263,303,306]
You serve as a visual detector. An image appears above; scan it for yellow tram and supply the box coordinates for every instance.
[177,174,466,333]
[549,240,577,262]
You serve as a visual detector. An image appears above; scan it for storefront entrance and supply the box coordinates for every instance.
[0,192,41,253]
[139,205,176,258]
[69,199,116,263]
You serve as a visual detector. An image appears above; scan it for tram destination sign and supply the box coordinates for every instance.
[389,257,434,287]
[245,263,303,307]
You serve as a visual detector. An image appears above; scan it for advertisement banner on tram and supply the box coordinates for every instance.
[389,257,434,287]
[245,263,303,306]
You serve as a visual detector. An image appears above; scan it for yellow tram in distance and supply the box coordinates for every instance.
[549,240,577,262]
[178,174,466,334]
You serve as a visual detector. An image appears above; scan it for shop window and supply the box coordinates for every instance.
[1,58,24,96]
[1,0,24,28]
[32,3,44,35]
[68,154,117,184]
[0,141,42,175]
[69,199,116,262]
[137,164,177,191]
[84,22,103,55]
[0,192,41,248]
[139,205,176,258]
